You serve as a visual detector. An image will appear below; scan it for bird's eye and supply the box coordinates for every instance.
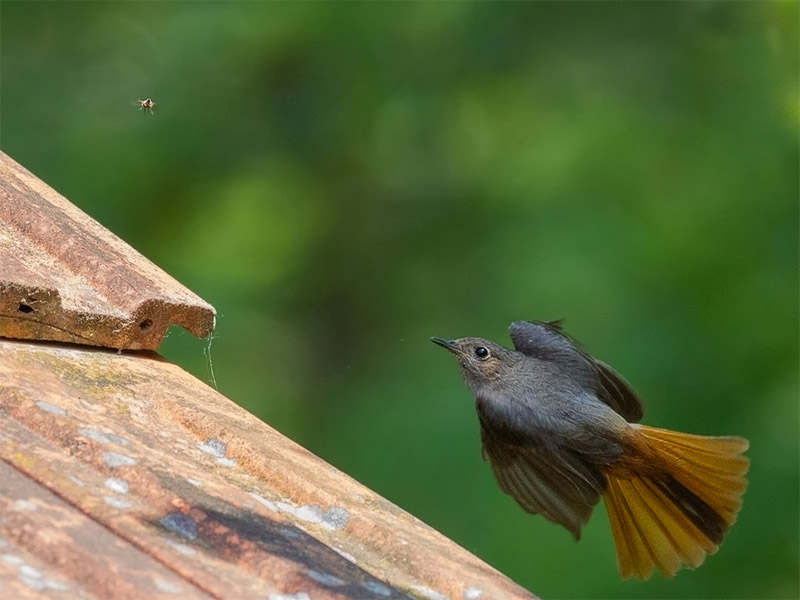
[474,346,490,359]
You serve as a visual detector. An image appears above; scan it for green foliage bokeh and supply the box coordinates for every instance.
[2,2,798,598]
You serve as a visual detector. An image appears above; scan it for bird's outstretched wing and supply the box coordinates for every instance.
[593,359,643,422]
[508,320,643,422]
[479,417,606,539]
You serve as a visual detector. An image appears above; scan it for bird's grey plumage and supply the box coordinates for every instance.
[432,322,639,539]
[508,320,643,422]
[433,321,750,580]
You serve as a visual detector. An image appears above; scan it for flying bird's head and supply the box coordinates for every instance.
[431,336,521,394]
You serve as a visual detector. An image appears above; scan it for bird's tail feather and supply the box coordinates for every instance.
[603,425,749,580]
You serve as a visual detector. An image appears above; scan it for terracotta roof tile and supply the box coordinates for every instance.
[0,151,215,350]
[0,341,536,599]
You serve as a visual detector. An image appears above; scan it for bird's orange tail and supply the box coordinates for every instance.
[603,424,749,580]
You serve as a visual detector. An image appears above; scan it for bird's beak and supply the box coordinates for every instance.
[431,337,459,355]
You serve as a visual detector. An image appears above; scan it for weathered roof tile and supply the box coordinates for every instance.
[0,151,215,350]
[0,340,536,599]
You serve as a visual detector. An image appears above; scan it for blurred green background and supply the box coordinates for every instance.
[2,2,798,598]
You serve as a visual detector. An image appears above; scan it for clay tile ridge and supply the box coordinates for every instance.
[0,151,215,350]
